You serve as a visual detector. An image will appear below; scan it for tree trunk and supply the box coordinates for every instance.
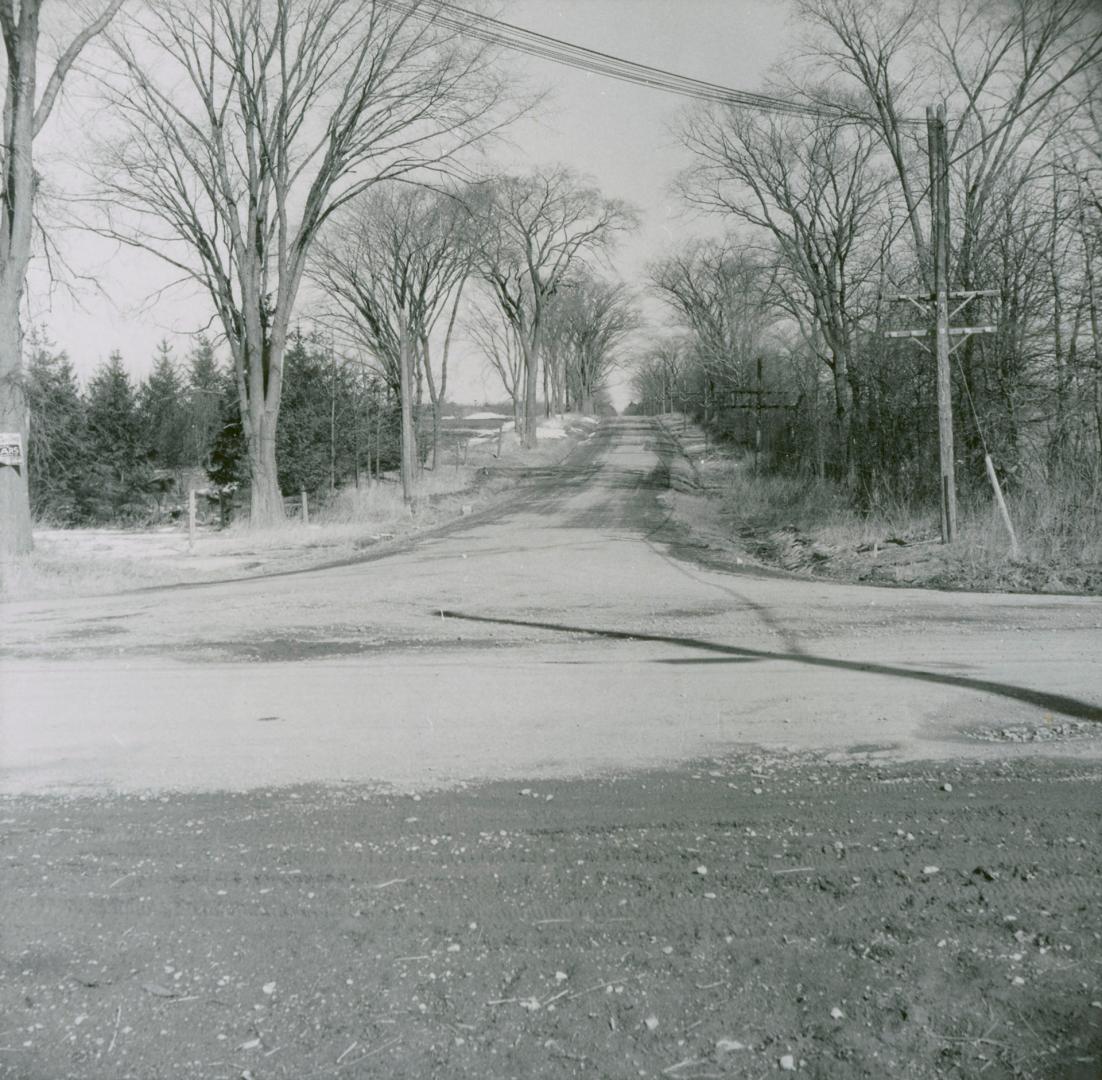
[0,299,32,556]
[247,411,283,526]
[522,330,539,450]
[398,315,415,504]
[420,333,442,471]
[0,8,40,559]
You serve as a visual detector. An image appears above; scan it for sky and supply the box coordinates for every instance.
[34,0,793,410]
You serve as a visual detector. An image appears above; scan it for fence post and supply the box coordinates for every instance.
[188,489,197,551]
[301,490,309,525]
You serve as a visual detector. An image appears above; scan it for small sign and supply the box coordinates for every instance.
[0,432,22,467]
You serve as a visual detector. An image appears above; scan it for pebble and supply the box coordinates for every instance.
[645,1016,659,1031]
[922,866,939,876]
[780,1054,796,1071]
[695,865,708,876]
[830,1007,844,1020]
[715,1038,745,1053]
[941,782,953,792]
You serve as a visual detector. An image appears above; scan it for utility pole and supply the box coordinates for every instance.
[928,104,956,542]
[709,360,796,471]
[886,105,996,545]
[754,356,763,474]
[398,310,415,507]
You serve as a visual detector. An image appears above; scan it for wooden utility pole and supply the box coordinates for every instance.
[754,356,764,474]
[398,311,415,506]
[927,104,956,543]
[887,106,995,545]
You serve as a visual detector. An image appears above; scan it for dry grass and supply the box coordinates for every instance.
[703,457,1102,592]
[1,418,591,602]
[0,539,192,599]
[711,464,929,543]
[0,480,476,601]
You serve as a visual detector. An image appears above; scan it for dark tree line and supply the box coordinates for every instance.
[25,329,404,526]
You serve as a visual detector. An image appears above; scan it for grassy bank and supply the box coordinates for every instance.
[661,416,1102,594]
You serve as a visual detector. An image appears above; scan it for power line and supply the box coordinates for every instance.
[381,0,876,122]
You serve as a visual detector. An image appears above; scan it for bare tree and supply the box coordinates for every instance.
[649,240,778,419]
[796,0,1102,284]
[541,272,637,415]
[92,0,509,525]
[0,0,122,557]
[678,109,887,438]
[631,337,691,415]
[467,297,524,428]
[473,167,637,448]
[311,182,473,499]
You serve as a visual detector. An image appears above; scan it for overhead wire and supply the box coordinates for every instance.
[378,0,903,123]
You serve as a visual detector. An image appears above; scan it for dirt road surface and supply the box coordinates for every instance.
[2,418,1101,1080]
[2,417,1101,796]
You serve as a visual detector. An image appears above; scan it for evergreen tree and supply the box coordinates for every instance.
[85,351,152,522]
[277,330,359,495]
[184,336,224,470]
[277,332,339,496]
[25,328,90,525]
[139,341,187,472]
[207,374,248,492]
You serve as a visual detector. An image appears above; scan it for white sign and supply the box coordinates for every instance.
[0,432,23,467]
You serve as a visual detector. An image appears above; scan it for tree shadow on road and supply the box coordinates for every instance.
[437,610,1102,723]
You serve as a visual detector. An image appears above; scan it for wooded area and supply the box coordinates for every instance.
[634,0,1102,550]
[24,329,413,525]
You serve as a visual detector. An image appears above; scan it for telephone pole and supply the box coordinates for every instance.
[885,105,995,545]
[928,104,956,543]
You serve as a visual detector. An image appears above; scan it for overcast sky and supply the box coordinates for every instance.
[34,0,792,409]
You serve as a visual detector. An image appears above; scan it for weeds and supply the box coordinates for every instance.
[689,425,1101,592]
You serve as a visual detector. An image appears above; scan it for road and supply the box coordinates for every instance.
[2,417,1100,795]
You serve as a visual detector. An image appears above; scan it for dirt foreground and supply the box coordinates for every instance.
[1,417,1100,1078]
[2,756,1100,1080]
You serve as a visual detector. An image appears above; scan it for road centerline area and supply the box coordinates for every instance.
[2,419,1100,797]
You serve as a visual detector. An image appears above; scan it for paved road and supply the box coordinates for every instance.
[2,417,1100,794]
